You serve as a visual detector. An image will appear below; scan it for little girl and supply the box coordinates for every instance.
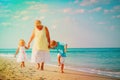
[15,39,28,68]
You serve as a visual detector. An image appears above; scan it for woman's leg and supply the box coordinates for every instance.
[41,62,44,70]
[37,63,40,70]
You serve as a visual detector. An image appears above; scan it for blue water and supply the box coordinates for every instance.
[0,48,120,78]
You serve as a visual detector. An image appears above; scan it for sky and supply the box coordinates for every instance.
[0,0,120,48]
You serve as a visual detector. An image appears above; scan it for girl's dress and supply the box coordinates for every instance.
[31,26,50,63]
[17,46,26,62]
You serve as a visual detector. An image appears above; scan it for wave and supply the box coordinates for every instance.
[45,64,120,78]
[0,53,14,58]
[65,66,120,78]
[0,48,120,53]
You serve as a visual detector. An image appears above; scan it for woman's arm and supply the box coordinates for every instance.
[45,27,51,48]
[28,30,35,48]
[14,47,19,57]
[25,46,29,49]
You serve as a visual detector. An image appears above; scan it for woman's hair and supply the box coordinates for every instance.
[19,39,25,46]
[35,20,42,27]
[36,20,41,23]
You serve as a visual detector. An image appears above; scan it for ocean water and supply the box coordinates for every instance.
[0,48,120,78]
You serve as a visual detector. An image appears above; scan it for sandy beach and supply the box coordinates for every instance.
[0,56,119,80]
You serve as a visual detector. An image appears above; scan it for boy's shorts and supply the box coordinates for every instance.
[57,53,66,64]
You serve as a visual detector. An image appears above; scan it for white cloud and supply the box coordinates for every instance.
[113,5,120,10]
[63,8,71,13]
[77,0,111,6]
[40,16,45,20]
[20,11,28,15]
[40,9,48,13]
[0,9,11,13]
[25,1,37,4]
[1,22,11,26]
[13,15,20,19]
[74,0,79,4]
[80,0,98,6]
[62,8,85,14]
[97,22,106,24]
[13,10,29,19]
[104,5,120,14]
[75,9,85,14]
[112,15,120,18]
[22,16,30,21]
[27,3,48,10]
[88,7,102,13]
[104,9,114,14]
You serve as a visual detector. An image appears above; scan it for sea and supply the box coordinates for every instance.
[0,48,120,78]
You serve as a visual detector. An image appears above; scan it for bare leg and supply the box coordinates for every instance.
[37,63,40,70]
[22,62,25,67]
[20,62,23,68]
[61,64,64,73]
[20,62,25,68]
[57,54,61,66]
[41,62,44,70]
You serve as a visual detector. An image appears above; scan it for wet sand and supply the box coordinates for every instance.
[0,56,119,80]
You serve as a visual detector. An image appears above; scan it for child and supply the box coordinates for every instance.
[14,39,28,68]
[50,40,67,73]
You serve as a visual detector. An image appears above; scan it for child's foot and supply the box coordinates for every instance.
[61,70,64,73]
[58,63,61,66]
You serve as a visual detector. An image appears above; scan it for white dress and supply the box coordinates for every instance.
[31,26,50,63]
[17,46,27,62]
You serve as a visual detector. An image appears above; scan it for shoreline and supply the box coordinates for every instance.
[0,54,120,79]
[0,56,119,80]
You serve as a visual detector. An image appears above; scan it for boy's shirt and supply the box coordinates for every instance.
[55,42,67,57]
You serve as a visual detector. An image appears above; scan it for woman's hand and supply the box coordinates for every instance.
[48,44,51,49]
[28,43,30,48]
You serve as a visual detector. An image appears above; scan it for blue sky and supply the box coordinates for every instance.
[0,0,120,48]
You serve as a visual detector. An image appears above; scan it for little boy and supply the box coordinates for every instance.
[50,40,67,73]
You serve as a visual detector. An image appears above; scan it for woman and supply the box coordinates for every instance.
[28,20,50,70]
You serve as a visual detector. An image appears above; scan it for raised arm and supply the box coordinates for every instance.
[64,44,67,53]
[45,27,51,48]
[14,47,19,57]
[28,30,35,48]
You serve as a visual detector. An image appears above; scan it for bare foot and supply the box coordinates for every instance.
[58,64,60,66]
[58,63,61,66]
[40,66,44,70]
[36,65,40,70]
[61,70,64,73]
[40,68,44,71]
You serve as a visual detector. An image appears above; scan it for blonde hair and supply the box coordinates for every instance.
[35,20,42,27]
[19,39,25,47]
